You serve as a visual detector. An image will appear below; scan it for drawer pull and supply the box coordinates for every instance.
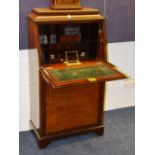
[87,78,97,82]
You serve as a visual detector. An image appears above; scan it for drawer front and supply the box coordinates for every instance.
[45,82,103,134]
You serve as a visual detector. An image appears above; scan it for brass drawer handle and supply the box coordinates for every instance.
[87,78,97,82]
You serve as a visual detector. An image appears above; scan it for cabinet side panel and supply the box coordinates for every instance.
[30,86,40,131]
[28,19,38,49]
[102,20,108,62]
[45,83,101,134]
[28,19,42,65]
[28,20,41,133]
[97,20,108,62]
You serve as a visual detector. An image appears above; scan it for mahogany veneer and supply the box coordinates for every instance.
[28,3,126,148]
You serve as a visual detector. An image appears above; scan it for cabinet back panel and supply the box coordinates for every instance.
[38,23,99,64]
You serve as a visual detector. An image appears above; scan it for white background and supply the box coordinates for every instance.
[0,0,155,154]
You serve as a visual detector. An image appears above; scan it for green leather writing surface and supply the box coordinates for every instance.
[48,65,117,82]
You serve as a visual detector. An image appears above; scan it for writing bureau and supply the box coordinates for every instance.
[28,2,126,148]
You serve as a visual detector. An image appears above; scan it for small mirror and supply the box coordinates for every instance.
[64,50,81,65]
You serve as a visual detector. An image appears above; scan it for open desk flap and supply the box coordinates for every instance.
[41,62,127,88]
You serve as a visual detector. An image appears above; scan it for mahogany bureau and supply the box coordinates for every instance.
[28,0,126,148]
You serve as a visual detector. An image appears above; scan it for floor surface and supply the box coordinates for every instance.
[19,107,135,155]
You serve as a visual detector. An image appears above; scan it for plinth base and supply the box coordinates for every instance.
[30,120,104,149]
